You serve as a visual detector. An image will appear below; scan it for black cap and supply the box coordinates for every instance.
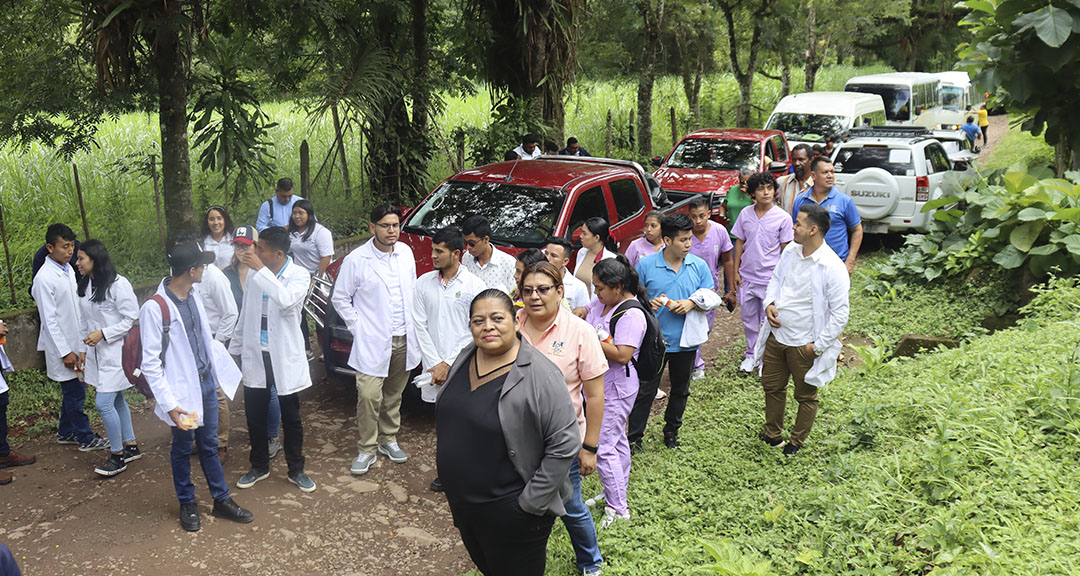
[168,243,215,276]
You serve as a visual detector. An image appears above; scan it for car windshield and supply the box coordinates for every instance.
[941,86,965,110]
[403,180,565,246]
[833,146,915,176]
[847,84,911,122]
[766,113,847,141]
[665,138,759,170]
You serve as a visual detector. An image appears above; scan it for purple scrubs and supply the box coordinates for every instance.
[731,205,794,359]
[688,221,732,371]
[625,237,662,269]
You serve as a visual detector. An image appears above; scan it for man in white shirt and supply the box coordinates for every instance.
[460,215,517,294]
[754,203,850,456]
[331,205,421,476]
[31,224,107,451]
[512,133,542,160]
[255,178,303,231]
[775,144,813,211]
[543,237,589,317]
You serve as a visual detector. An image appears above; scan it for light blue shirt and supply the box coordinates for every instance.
[789,186,861,261]
[256,194,303,231]
[261,257,292,349]
[636,250,715,353]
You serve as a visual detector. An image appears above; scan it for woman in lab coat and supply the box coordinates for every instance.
[75,239,141,477]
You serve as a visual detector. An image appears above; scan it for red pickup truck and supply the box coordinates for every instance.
[309,156,706,384]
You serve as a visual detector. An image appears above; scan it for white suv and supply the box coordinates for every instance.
[831,127,973,234]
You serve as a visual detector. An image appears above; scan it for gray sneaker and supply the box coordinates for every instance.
[78,435,109,452]
[350,453,376,475]
[236,468,270,489]
[288,472,317,493]
[267,437,283,459]
[378,442,408,463]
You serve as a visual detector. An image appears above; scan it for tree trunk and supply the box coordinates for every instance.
[637,0,665,157]
[803,1,819,93]
[155,11,193,247]
[681,63,703,128]
[721,1,766,127]
[331,104,352,199]
[1054,131,1076,177]
[780,53,791,97]
[411,0,430,135]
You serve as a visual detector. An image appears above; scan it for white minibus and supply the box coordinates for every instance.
[844,72,942,127]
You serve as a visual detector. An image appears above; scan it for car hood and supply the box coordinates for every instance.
[652,167,738,194]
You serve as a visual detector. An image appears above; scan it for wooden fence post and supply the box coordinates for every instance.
[605,110,613,158]
[0,195,16,306]
[455,129,465,172]
[670,106,678,146]
[300,140,311,200]
[150,154,166,252]
[629,108,636,153]
[72,163,91,240]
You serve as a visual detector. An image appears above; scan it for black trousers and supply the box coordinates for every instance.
[0,391,9,457]
[299,310,311,352]
[627,350,696,443]
[246,352,305,475]
[448,495,556,576]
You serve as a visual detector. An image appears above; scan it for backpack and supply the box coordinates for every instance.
[609,298,666,382]
[122,295,170,399]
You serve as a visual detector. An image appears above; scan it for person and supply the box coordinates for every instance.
[517,261,607,576]
[31,224,107,451]
[722,169,755,240]
[631,213,715,450]
[201,205,235,269]
[332,205,421,476]
[461,215,517,295]
[514,249,549,297]
[29,238,81,297]
[414,227,486,492]
[731,173,793,373]
[255,178,303,231]
[978,103,989,144]
[687,197,735,380]
[776,144,813,210]
[574,217,617,297]
[811,144,824,159]
[624,211,664,268]
[503,149,519,161]
[789,157,863,274]
[823,136,835,157]
[287,199,334,360]
[0,543,22,575]
[75,240,142,477]
[140,242,251,531]
[543,140,559,155]
[543,237,590,316]
[559,137,591,157]
[753,204,850,456]
[230,227,316,493]
[1,321,36,486]
[585,256,647,529]
[436,289,578,576]
[513,134,542,160]
[961,115,981,150]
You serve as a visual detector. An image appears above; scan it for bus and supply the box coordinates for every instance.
[844,72,942,128]
[935,71,985,129]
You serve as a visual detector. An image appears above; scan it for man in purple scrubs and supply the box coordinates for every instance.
[686,197,735,380]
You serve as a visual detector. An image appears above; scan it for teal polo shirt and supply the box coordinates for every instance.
[636,250,715,353]
[789,186,861,261]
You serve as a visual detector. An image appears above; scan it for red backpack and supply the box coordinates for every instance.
[122,295,170,399]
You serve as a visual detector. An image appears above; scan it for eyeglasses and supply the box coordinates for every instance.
[374,222,400,231]
[520,285,556,297]
[465,239,480,248]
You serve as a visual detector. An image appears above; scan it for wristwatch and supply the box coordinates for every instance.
[581,443,598,454]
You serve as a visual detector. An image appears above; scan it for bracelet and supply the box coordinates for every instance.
[581,443,598,454]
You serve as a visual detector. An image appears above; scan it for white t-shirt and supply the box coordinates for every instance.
[203,233,235,270]
[289,224,334,274]
[562,268,591,310]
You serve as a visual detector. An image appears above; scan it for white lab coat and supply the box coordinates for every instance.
[31,258,83,382]
[413,267,487,372]
[752,242,850,387]
[331,239,421,377]
[140,280,243,427]
[78,275,139,393]
[228,259,313,396]
[680,288,723,348]
[562,269,591,310]
[0,345,14,395]
[199,264,238,342]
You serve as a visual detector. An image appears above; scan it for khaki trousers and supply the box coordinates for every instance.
[760,334,819,447]
[355,336,410,455]
[216,386,229,449]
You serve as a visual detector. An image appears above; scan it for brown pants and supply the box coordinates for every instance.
[216,386,229,449]
[354,336,410,455]
[760,334,819,447]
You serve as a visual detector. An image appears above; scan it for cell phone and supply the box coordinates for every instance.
[725,299,735,313]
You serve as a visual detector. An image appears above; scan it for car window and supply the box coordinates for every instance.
[566,186,609,238]
[609,178,644,223]
[666,138,760,171]
[925,144,952,173]
[403,180,565,246]
[764,139,777,163]
[772,135,788,162]
[833,146,915,176]
[766,113,846,140]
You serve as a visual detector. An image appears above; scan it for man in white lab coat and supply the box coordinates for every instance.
[31,224,106,451]
[412,227,486,492]
[140,242,251,531]
[332,205,421,476]
[229,227,316,493]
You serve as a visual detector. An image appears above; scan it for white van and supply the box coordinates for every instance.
[764,92,886,147]
[935,71,985,129]
[845,72,942,127]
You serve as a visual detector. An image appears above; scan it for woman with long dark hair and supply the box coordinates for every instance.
[287,200,334,276]
[201,205,236,269]
[573,217,617,297]
[75,239,141,477]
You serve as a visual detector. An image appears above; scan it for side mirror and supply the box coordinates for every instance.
[651,156,663,167]
[768,161,788,174]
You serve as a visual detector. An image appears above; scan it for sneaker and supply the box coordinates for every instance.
[584,492,605,508]
[663,433,680,449]
[429,477,444,492]
[121,445,142,463]
[288,472,317,493]
[783,443,801,457]
[350,453,376,475]
[583,566,605,576]
[56,433,79,445]
[629,440,644,455]
[739,357,756,373]
[236,468,270,489]
[378,442,408,463]
[655,388,667,399]
[78,435,109,452]
[599,507,630,529]
[759,431,786,448]
[94,453,128,477]
[211,497,254,524]
[306,349,316,362]
[267,437,283,460]
[0,450,36,469]
[179,502,200,532]
[691,368,705,380]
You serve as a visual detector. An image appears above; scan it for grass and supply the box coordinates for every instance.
[3,368,149,438]
[981,121,1055,172]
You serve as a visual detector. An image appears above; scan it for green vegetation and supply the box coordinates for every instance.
[3,369,148,438]
[981,123,1055,172]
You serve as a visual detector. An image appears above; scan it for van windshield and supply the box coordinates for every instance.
[941,86,965,110]
[766,113,847,141]
[665,138,759,171]
[847,84,911,122]
[403,180,565,246]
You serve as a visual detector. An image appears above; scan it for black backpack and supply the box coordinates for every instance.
[609,298,666,382]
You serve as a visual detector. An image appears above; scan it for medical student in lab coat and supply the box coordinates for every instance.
[31,223,107,451]
[75,239,142,477]
[229,227,316,493]
[331,204,421,476]
[140,242,251,532]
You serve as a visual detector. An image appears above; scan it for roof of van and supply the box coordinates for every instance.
[845,72,940,86]
[773,91,885,113]
[935,71,971,87]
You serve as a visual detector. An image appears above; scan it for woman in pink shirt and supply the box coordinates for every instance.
[624,211,665,268]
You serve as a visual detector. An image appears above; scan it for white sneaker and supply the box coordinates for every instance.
[739,357,756,373]
[599,507,630,529]
[691,368,705,380]
[584,492,605,508]
[655,388,667,399]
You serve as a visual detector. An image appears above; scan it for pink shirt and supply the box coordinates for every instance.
[584,298,646,400]
[518,306,609,440]
[625,237,662,268]
[689,221,733,290]
[731,205,794,286]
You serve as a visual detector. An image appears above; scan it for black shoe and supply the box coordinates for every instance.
[180,502,201,532]
[663,433,680,449]
[759,431,786,448]
[429,477,444,492]
[629,440,644,455]
[94,453,128,477]
[212,497,254,524]
[782,443,801,457]
[122,444,143,463]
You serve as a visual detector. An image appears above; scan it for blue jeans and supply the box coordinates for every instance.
[170,375,229,504]
[95,390,136,453]
[562,458,604,570]
[0,391,9,458]
[58,378,95,443]
[268,381,281,439]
